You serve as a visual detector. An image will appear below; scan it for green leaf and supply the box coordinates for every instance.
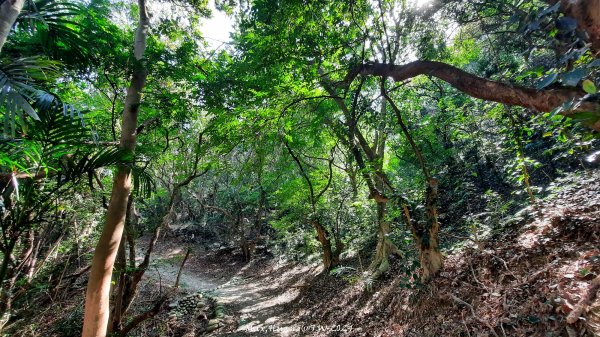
[536,73,557,89]
[582,80,597,94]
[571,111,600,121]
[561,68,587,87]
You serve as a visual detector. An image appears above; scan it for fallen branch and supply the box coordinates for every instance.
[566,275,600,324]
[64,265,92,280]
[116,295,168,337]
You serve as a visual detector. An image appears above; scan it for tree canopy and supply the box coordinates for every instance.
[0,0,599,336]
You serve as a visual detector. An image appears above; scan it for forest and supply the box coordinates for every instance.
[0,0,599,336]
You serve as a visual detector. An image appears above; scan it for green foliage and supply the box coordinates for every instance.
[2,1,600,333]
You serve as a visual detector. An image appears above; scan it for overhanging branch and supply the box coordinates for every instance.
[346,61,600,130]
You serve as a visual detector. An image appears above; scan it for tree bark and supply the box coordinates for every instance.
[310,219,338,270]
[81,0,149,336]
[369,202,401,279]
[368,90,401,277]
[348,61,600,130]
[0,0,24,54]
[418,178,443,281]
[109,236,127,333]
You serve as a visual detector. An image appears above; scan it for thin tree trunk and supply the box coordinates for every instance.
[109,236,127,333]
[174,249,191,288]
[418,178,443,281]
[506,108,536,204]
[0,0,24,53]
[383,90,443,281]
[0,239,16,331]
[368,89,401,277]
[81,1,149,335]
[0,240,16,291]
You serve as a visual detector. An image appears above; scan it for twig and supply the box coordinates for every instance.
[500,322,507,337]
[358,251,364,273]
[154,265,163,296]
[450,294,499,337]
[469,261,488,290]
[134,117,159,135]
[491,255,510,272]
[490,254,519,281]
[461,312,472,337]
[445,232,479,243]
[63,264,92,280]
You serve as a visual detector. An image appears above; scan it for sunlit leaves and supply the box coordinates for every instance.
[582,80,597,94]
[535,73,557,89]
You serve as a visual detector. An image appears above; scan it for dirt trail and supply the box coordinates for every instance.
[213,263,320,336]
[142,256,219,292]
[141,244,317,336]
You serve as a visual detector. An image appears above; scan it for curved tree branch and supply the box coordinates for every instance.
[346,61,600,130]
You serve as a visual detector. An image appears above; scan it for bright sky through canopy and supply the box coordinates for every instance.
[201,0,432,50]
[202,0,234,49]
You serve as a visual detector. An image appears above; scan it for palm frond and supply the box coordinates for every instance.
[18,0,89,61]
[0,57,61,135]
[1,91,92,176]
[28,92,88,147]
[60,147,131,185]
[132,166,156,198]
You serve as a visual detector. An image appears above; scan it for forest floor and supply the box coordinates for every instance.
[6,170,599,337]
[142,170,600,337]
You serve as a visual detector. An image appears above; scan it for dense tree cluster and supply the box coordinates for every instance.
[0,0,598,335]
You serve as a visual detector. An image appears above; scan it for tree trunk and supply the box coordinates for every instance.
[109,235,127,333]
[311,220,338,270]
[174,248,191,289]
[369,202,401,279]
[0,0,24,53]
[413,179,443,282]
[383,91,444,282]
[81,1,149,336]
